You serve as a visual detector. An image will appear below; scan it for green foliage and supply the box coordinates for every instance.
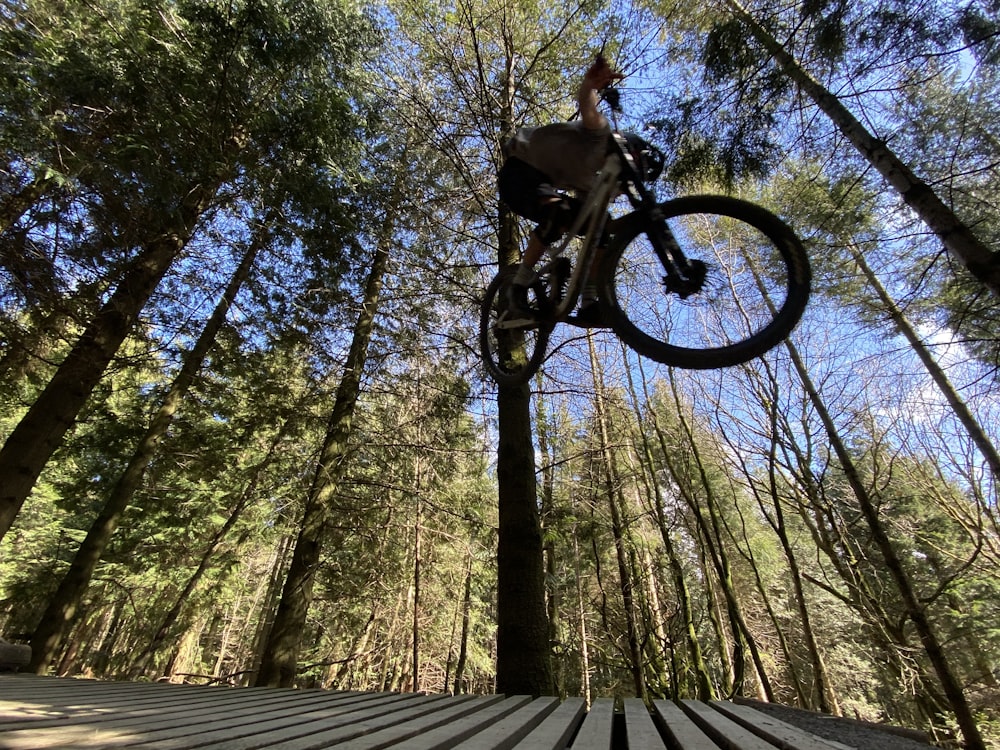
[884,63,1000,376]
[1,1,999,745]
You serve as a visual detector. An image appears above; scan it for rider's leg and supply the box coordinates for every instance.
[585,216,614,306]
[574,219,612,327]
[507,232,547,318]
[512,230,549,286]
[573,245,605,326]
[508,196,568,316]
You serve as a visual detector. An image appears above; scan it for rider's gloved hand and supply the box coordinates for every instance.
[583,55,623,91]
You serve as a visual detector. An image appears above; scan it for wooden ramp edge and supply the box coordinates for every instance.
[0,674,866,749]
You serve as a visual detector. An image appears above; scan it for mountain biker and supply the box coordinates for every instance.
[497,56,624,327]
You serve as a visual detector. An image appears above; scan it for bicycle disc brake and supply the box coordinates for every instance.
[663,259,708,299]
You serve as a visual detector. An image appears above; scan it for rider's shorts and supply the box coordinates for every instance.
[499,157,582,245]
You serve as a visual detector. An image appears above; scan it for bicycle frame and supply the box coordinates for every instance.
[538,152,623,320]
[497,120,701,332]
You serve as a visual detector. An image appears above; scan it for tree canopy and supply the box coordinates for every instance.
[1,0,998,746]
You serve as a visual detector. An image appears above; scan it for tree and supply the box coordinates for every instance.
[381,0,616,695]
[778,330,987,748]
[26,221,266,673]
[255,166,400,687]
[717,0,1000,296]
[0,0,375,540]
[585,334,646,700]
[623,356,715,701]
[888,64,1000,376]
[648,0,1000,295]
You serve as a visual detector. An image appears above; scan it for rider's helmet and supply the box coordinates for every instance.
[623,132,665,183]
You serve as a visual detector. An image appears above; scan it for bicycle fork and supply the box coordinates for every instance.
[645,208,707,300]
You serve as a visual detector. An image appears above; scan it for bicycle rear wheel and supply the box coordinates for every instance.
[601,195,810,369]
[480,269,550,386]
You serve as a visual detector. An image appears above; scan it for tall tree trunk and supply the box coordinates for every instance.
[781,335,987,749]
[0,180,218,540]
[763,389,838,714]
[333,607,377,690]
[247,535,292,685]
[628,354,715,700]
[493,82,553,693]
[27,226,261,673]
[254,216,393,688]
[638,547,673,697]
[412,493,422,692]
[760,459,837,713]
[721,359,839,713]
[495,377,553,695]
[453,551,474,694]
[722,0,1000,295]
[572,531,593,707]
[849,244,1000,485]
[665,371,774,701]
[536,390,563,695]
[701,546,734,692]
[586,334,646,701]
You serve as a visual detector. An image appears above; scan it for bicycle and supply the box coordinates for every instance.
[480,86,811,387]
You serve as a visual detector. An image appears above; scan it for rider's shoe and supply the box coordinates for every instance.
[572,300,610,328]
[505,281,535,321]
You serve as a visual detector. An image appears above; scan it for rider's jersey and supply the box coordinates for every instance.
[504,120,611,194]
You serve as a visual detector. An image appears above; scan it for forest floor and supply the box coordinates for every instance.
[738,698,941,749]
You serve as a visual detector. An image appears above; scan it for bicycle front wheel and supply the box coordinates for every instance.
[480,269,550,387]
[601,195,810,369]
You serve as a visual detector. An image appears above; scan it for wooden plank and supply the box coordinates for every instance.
[204,692,468,750]
[651,700,721,749]
[0,679,357,731]
[129,691,451,750]
[0,679,366,732]
[2,675,225,700]
[0,683,369,733]
[102,689,402,743]
[680,700,779,750]
[709,702,853,750]
[360,695,531,750]
[511,697,586,750]
[250,695,492,750]
[622,699,667,749]
[448,696,560,750]
[0,677,214,709]
[565,698,614,750]
[0,718,139,749]
[1,690,420,750]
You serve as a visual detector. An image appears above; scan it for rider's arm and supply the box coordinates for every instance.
[578,56,621,131]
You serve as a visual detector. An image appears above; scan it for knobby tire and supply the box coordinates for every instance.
[600,195,810,370]
[480,268,550,387]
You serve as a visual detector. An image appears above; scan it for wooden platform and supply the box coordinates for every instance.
[0,674,851,749]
